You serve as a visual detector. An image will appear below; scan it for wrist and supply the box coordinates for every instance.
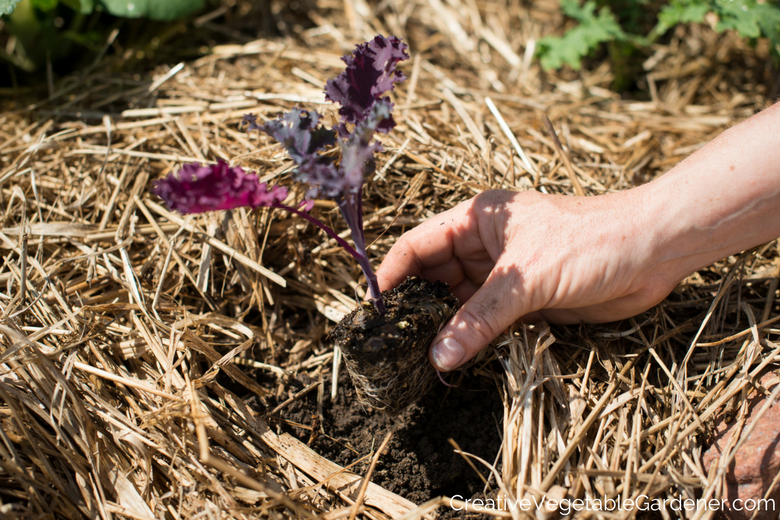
[630,167,780,287]
[594,183,693,291]
[625,176,720,288]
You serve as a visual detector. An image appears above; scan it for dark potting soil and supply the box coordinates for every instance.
[264,366,504,516]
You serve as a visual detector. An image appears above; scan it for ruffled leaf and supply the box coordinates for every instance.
[338,99,393,192]
[260,109,337,164]
[325,35,409,132]
[152,161,287,214]
[240,113,263,132]
[260,108,347,197]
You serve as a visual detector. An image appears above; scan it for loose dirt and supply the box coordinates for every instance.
[262,366,504,512]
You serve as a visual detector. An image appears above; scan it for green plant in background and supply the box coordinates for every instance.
[537,0,780,72]
[0,0,205,73]
[536,0,632,70]
[0,0,21,15]
[657,0,780,46]
[1,0,205,22]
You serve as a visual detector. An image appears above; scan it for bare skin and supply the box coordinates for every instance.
[376,102,780,372]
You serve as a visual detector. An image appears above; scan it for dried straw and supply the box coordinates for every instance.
[0,0,777,519]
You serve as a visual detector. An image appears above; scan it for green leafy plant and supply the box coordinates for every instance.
[537,0,630,70]
[94,0,205,21]
[657,0,780,45]
[0,0,205,73]
[537,0,780,71]
[3,0,203,20]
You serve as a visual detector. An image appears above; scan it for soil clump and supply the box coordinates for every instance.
[330,276,459,414]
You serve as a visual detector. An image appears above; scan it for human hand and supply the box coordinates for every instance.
[376,103,780,372]
[375,189,679,371]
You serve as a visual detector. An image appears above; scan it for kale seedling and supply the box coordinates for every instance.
[153,35,410,313]
[154,36,460,414]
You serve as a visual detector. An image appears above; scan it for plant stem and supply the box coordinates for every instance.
[337,194,386,314]
[275,201,386,314]
[276,202,362,259]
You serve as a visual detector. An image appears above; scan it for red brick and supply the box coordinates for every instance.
[702,372,780,520]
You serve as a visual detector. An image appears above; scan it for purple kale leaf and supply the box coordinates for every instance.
[258,35,407,200]
[258,101,393,200]
[152,159,365,260]
[260,109,337,165]
[254,36,408,312]
[152,161,287,214]
[338,98,392,190]
[325,35,409,133]
[260,109,344,198]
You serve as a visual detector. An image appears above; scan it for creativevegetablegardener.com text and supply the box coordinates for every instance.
[449,495,776,515]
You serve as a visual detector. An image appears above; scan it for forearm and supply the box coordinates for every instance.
[635,102,780,281]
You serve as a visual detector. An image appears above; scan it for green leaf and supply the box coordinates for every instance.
[0,0,23,16]
[97,0,204,20]
[559,0,597,22]
[61,0,95,14]
[705,0,780,53]
[657,0,709,31]
[715,0,761,38]
[755,3,780,47]
[655,0,780,52]
[30,0,58,11]
[537,0,627,70]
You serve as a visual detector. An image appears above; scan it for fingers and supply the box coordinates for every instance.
[376,202,473,292]
[536,277,675,324]
[375,190,529,372]
[375,234,426,292]
[419,257,467,289]
[429,260,528,371]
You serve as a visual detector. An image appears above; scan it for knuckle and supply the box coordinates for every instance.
[473,189,509,206]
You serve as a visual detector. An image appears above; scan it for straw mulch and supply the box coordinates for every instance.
[0,1,778,519]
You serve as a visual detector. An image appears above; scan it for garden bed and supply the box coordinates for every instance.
[0,1,778,519]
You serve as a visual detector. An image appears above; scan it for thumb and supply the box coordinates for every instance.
[429,263,528,371]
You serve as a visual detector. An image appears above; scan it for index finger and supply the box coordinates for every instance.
[375,201,474,292]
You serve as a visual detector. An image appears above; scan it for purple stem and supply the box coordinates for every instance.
[274,201,387,315]
[336,194,386,314]
[275,202,362,260]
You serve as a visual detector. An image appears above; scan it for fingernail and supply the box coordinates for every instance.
[431,338,466,371]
